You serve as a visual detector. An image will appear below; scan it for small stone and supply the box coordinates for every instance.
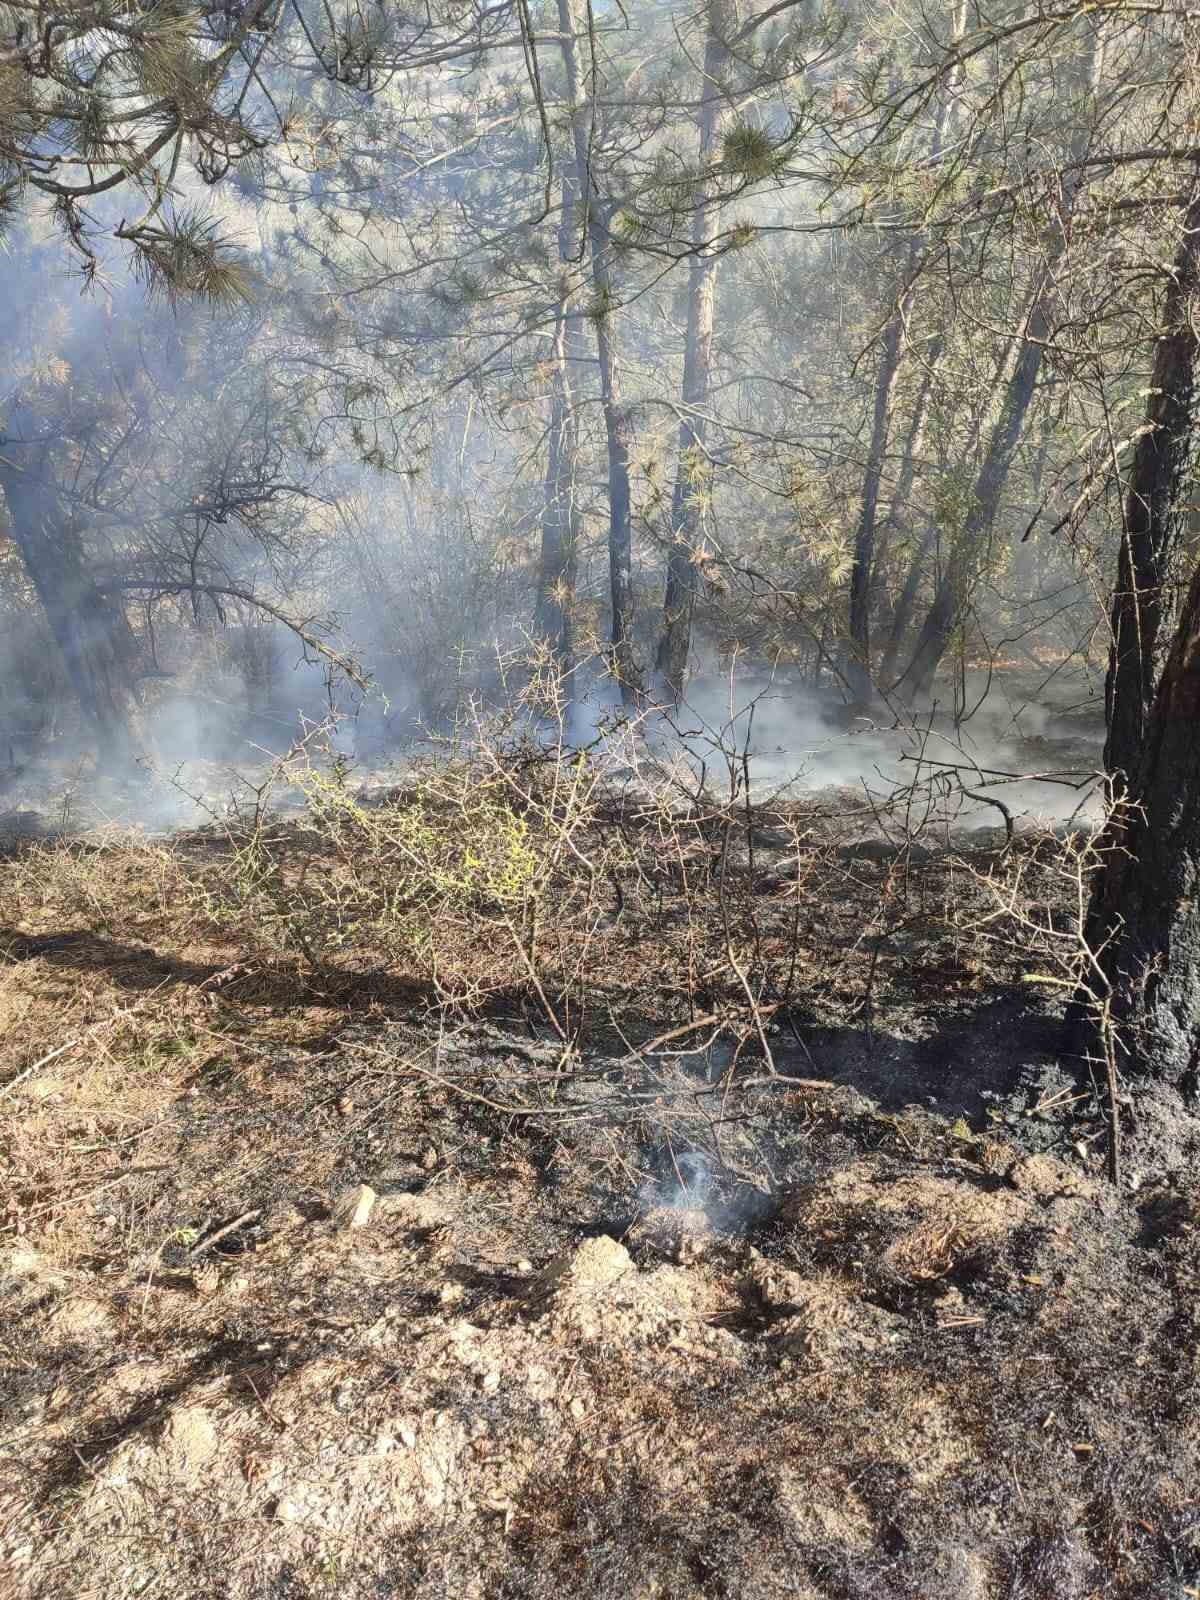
[568,1397,586,1420]
[161,1407,219,1476]
[332,1184,377,1230]
[515,1259,533,1274]
[535,1235,632,1296]
[481,1371,501,1394]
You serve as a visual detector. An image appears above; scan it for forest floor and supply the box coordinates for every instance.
[2,699,1199,1600]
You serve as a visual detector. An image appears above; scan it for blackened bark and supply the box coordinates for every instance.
[0,421,140,762]
[601,370,638,698]
[654,0,734,703]
[1086,552,1200,1084]
[1102,189,1200,788]
[846,282,913,705]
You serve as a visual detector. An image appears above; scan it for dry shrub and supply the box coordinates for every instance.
[186,705,619,1014]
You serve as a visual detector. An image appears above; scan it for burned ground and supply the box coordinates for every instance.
[2,768,1199,1599]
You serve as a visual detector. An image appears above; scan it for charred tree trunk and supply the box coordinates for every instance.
[654,0,734,703]
[1084,551,1200,1085]
[534,352,579,671]
[0,420,140,765]
[1102,188,1200,788]
[1076,190,1200,1073]
[846,279,914,706]
[556,0,640,702]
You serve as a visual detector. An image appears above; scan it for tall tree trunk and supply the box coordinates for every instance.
[1076,189,1200,1074]
[873,340,940,669]
[894,280,1054,701]
[880,524,938,689]
[1084,548,1200,1086]
[535,174,583,674]
[1102,186,1200,787]
[865,0,964,695]
[0,420,140,765]
[534,342,579,671]
[895,22,1103,701]
[1011,421,1053,605]
[846,277,914,705]
[654,0,734,702]
[556,0,640,702]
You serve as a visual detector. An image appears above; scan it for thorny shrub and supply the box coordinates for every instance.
[187,688,624,1014]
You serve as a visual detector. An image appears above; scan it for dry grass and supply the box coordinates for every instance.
[6,746,1197,1600]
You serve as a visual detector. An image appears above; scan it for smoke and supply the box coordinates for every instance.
[0,38,1110,843]
[640,662,1106,830]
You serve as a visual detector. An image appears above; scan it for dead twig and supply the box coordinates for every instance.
[190,1208,262,1258]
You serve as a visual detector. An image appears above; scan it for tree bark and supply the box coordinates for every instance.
[1101,187,1200,788]
[894,281,1053,701]
[1085,549,1200,1085]
[654,0,735,703]
[846,278,914,705]
[0,418,140,764]
[880,523,938,689]
[874,343,940,681]
[894,23,1103,702]
[556,0,640,702]
[535,173,583,673]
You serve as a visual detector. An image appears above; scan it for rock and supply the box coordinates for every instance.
[838,839,896,863]
[161,1406,219,1478]
[748,1257,806,1309]
[626,1207,711,1262]
[332,1183,377,1229]
[534,1235,632,1297]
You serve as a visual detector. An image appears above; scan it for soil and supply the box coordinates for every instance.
[4,688,1199,1599]
[3,989,1199,1599]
